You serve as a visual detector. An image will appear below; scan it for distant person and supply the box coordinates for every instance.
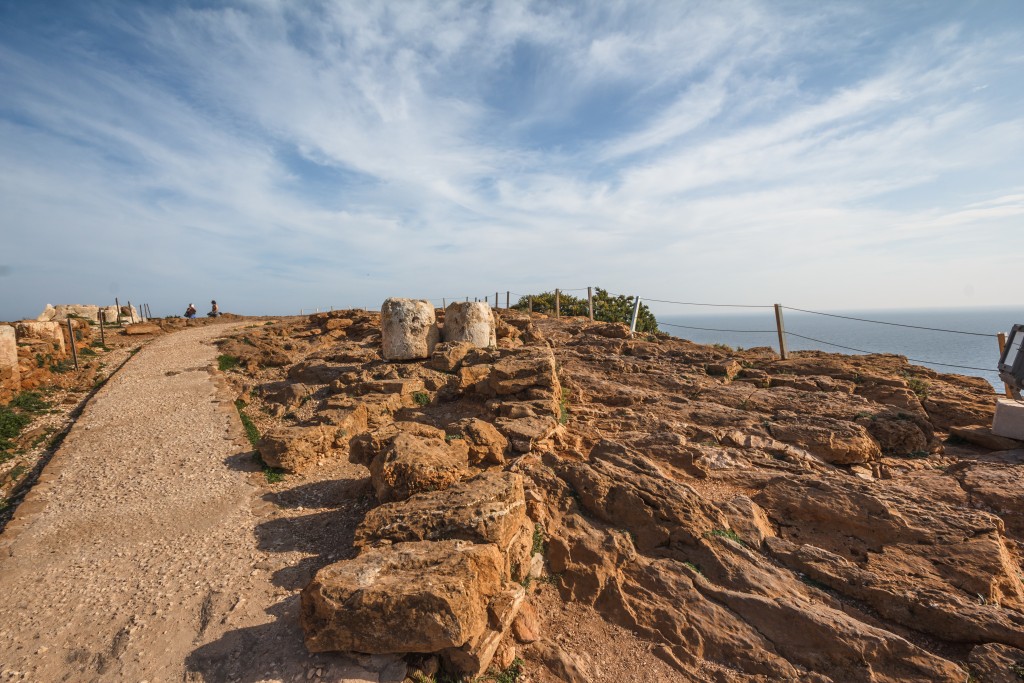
[184,303,197,319]
[208,300,220,317]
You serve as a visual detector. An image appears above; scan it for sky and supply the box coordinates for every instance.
[1,0,1023,321]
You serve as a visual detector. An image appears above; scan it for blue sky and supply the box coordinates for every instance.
[1,0,1023,320]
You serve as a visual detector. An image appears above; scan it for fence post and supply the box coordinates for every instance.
[506,291,510,309]
[629,295,641,333]
[99,310,106,347]
[528,296,533,314]
[774,304,789,360]
[587,287,594,321]
[555,289,561,318]
[127,301,136,324]
[66,319,79,371]
[115,298,122,326]
[442,298,446,309]
[495,292,498,309]
[998,333,1013,398]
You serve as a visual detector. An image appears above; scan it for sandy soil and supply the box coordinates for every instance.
[0,323,404,683]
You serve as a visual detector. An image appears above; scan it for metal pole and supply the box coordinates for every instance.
[66,319,79,371]
[555,289,561,318]
[587,287,594,321]
[115,298,122,326]
[506,291,510,309]
[127,301,136,324]
[629,295,641,333]
[998,333,1013,398]
[774,304,789,360]
[99,310,105,347]
[495,292,499,309]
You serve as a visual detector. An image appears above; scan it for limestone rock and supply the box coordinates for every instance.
[950,424,1023,451]
[449,418,508,465]
[257,425,338,473]
[442,584,525,676]
[355,470,532,580]
[367,432,470,502]
[864,416,928,455]
[0,325,19,401]
[769,416,880,464]
[529,640,590,683]
[15,321,66,355]
[349,421,447,467]
[301,540,505,654]
[426,341,475,373]
[442,302,496,348]
[494,416,558,454]
[968,643,1024,683]
[380,298,439,360]
[124,323,161,335]
[264,382,309,408]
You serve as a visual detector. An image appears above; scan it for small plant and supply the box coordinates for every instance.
[90,340,108,349]
[7,464,27,481]
[853,411,873,420]
[78,346,97,356]
[531,523,546,556]
[10,391,49,414]
[486,657,525,683]
[711,343,733,352]
[234,399,261,447]
[0,406,32,452]
[412,391,431,407]
[902,374,929,399]
[445,432,464,443]
[1010,662,1024,679]
[263,466,285,484]
[241,336,256,347]
[49,359,74,373]
[706,528,745,546]
[218,354,240,372]
[683,561,703,575]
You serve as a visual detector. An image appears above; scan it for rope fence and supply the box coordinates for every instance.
[291,286,1015,395]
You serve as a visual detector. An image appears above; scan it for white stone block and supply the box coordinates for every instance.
[0,324,19,395]
[380,298,439,360]
[992,398,1024,441]
[443,302,496,348]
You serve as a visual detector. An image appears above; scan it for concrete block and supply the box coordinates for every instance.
[992,398,1024,441]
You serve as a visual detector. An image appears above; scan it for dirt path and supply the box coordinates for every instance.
[0,324,404,683]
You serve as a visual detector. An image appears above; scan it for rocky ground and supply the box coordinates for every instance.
[2,308,1022,682]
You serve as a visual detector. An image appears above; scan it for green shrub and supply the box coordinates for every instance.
[412,391,430,407]
[218,355,240,372]
[10,391,49,414]
[512,287,658,333]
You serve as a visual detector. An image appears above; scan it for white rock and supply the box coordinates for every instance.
[0,324,19,396]
[442,302,496,348]
[380,298,439,360]
[15,321,66,355]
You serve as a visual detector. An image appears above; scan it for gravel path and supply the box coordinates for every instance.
[0,324,403,683]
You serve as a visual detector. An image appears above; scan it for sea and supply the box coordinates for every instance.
[655,306,1024,392]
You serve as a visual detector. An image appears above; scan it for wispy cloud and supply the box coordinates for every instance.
[0,1,1022,318]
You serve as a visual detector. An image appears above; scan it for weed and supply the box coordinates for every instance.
[712,343,733,352]
[902,374,930,399]
[445,432,464,443]
[0,407,31,452]
[35,353,46,368]
[853,411,873,420]
[683,561,703,575]
[412,391,431,407]
[7,464,27,481]
[485,658,525,683]
[218,354,240,372]
[531,523,546,556]
[1010,662,1024,679]
[234,399,261,447]
[49,359,75,373]
[10,391,49,414]
[264,321,274,326]
[558,391,569,425]
[906,450,930,459]
[90,340,108,349]
[706,529,745,546]
[241,336,256,347]
[264,467,285,484]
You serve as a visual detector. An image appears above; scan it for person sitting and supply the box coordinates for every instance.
[208,300,220,317]
[184,303,197,319]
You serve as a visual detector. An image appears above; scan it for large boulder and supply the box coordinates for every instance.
[449,417,508,465]
[301,540,505,654]
[355,470,533,581]
[349,421,447,467]
[256,425,339,473]
[768,416,880,464]
[367,432,470,502]
[443,302,496,348]
[15,321,66,355]
[0,325,19,401]
[380,298,439,360]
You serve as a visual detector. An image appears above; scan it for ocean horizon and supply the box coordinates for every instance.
[654,305,1024,391]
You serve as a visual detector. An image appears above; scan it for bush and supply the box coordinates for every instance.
[511,287,658,333]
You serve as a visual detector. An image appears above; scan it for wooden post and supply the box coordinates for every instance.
[998,333,1013,398]
[587,287,594,321]
[99,310,105,347]
[629,295,641,333]
[442,298,446,309]
[127,301,136,324]
[495,292,499,309]
[774,304,788,360]
[506,291,510,309]
[555,289,561,318]
[115,298,122,326]
[66,319,79,371]
[527,296,533,314]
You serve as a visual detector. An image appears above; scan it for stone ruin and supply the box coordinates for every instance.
[1,317,97,402]
[380,298,495,361]
[37,303,140,325]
